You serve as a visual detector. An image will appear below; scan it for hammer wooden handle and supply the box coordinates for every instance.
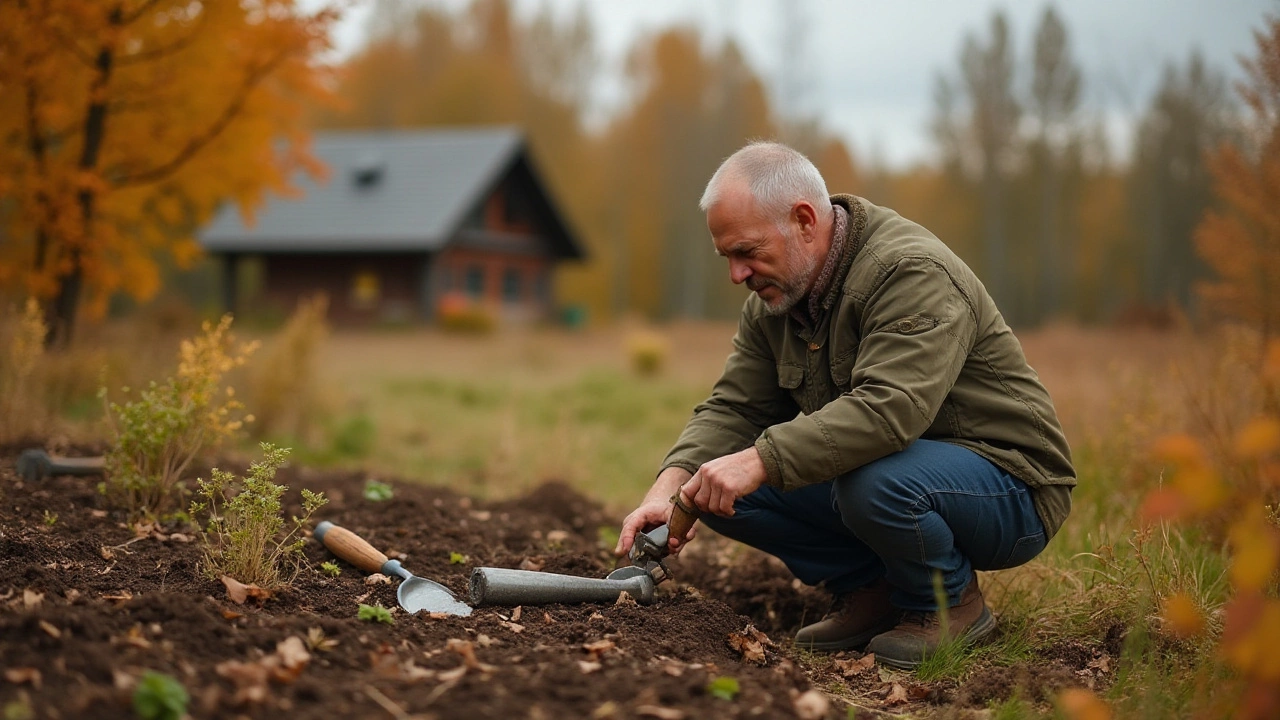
[668,494,700,544]
[314,521,388,575]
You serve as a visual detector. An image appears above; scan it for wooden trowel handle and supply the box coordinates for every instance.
[314,521,387,575]
[668,494,701,544]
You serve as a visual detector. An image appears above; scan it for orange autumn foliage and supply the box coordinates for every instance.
[0,0,339,341]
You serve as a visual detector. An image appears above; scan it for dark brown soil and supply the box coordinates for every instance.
[0,447,1111,719]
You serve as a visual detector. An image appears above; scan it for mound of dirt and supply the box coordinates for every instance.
[0,449,1109,718]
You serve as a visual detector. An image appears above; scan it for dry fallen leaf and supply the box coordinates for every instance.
[116,625,151,649]
[499,621,525,633]
[22,589,43,609]
[792,689,830,720]
[272,637,311,681]
[833,653,876,676]
[615,591,638,607]
[583,639,616,659]
[519,557,545,571]
[636,706,685,720]
[577,660,602,674]
[883,682,909,706]
[4,668,41,689]
[437,665,467,683]
[588,612,605,622]
[38,620,61,639]
[306,627,338,653]
[220,576,271,605]
[364,573,392,586]
[446,638,496,672]
[221,609,244,621]
[727,629,766,665]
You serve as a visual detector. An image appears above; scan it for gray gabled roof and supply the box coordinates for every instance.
[200,127,530,253]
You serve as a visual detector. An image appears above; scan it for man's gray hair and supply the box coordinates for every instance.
[699,141,830,221]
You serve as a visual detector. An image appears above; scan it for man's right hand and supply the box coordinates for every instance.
[615,467,695,558]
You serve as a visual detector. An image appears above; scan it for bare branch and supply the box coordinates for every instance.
[114,50,295,188]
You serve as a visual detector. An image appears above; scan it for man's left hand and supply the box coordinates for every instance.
[680,447,767,517]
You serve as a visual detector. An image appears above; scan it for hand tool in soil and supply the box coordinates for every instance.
[313,520,472,617]
[469,494,701,607]
[16,449,105,482]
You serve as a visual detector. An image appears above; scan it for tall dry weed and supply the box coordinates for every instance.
[249,295,330,444]
[0,299,49,444]
[103,315,258,520]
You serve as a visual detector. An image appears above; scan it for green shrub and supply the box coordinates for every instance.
[363,479,393,502]
[132,671,188,720]
[358,603,394,624]
[190,443,326,588]
[103,315,257,520]
[330,413,376,459]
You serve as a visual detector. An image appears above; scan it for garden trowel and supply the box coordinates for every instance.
[469,494,701,607]
[313,520,472,617]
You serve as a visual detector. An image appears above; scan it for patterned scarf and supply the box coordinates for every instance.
[791,203,851,328]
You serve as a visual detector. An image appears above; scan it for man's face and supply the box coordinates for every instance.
[708,186,818,316]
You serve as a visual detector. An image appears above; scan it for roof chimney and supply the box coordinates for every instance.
[352,153,386,189]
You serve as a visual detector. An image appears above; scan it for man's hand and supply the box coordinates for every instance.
[615,467,695,558]
[679,446,767,517]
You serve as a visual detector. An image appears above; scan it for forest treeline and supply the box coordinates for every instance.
[321,0,1245,326]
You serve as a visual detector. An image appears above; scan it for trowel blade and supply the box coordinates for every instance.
[399,576,473,616]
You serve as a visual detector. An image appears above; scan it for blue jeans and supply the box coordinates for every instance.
[699,439,1047,611]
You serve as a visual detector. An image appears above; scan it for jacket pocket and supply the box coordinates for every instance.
[776,364,804,390]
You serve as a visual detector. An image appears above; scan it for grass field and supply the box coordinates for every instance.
[5,312,1272,716]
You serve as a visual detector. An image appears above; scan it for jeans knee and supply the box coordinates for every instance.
[833,464,918,534]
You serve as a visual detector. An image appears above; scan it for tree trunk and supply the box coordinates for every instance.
[48,6,119,348]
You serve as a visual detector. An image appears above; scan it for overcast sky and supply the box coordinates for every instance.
[327,0,1277,168]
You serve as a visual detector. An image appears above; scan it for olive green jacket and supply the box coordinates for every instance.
[661,195,1075,538]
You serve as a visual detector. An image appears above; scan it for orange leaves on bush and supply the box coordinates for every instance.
[1057,688,1112,720]
[1161,592,1206,638]
[1235,417,1280,460]
[1221,592,1280,682]
[1227,504,1280,592]
[1145,434,1225,520]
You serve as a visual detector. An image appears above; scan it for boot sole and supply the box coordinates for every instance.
[870,607,998,670]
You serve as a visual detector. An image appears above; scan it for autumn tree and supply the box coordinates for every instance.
[1025,5,1082,322]
[1196,15,1280,346]
[1131,51,1232,312]
[0,0,337,346]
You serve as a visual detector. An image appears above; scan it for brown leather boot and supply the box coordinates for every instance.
[794,579,901,652]
[865,573,996,669]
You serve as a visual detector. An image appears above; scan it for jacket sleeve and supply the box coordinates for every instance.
[754,257,978,491]
[660,308,800,476]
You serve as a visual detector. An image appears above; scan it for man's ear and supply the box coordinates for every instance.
[792,201,820,243]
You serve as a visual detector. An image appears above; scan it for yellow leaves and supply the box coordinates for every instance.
[1221,592,1280,682]
[1228,504,1280,592]
[1236,417,1280,460]
[1057,688,1112,720]
[1160,593,1206,638]
[1145,434,1225,520]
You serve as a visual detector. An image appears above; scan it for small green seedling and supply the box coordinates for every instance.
[449,551,468,565]
[363,479,393,502]
[132,671,189,720]
[707,675,740,701]
[42,510,57,527]
[320,561,341,577]
[358,603,394,624]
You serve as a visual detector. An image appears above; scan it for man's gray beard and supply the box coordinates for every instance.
[756,241,819,317]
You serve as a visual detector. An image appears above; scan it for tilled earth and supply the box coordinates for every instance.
[0,446,1113,719]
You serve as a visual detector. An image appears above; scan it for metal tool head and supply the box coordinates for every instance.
[623,525,672,585]
[398,576,473,616]
[383,559,472,616]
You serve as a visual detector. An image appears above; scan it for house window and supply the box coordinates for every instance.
[502,268,523,303]
[351,270,380,309]
[464,265,485,298]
